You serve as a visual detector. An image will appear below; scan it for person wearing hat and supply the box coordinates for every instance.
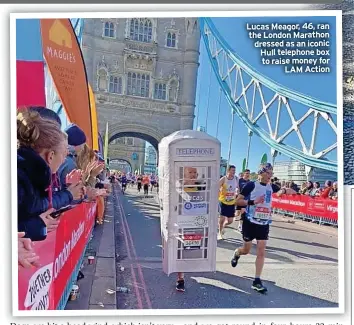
[57,123,87,189]
[230,162,296,294]
[28,106,62,127]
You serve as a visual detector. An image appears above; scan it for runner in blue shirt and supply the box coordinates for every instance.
[121,173,127,194]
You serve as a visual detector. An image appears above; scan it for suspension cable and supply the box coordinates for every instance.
[205,64,212,132]
[215,88,222,138]
[245,129,253,169]
[226,109,236,169]
[195,47,203,129]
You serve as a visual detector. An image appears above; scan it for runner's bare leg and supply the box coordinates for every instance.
[255,240,267,278]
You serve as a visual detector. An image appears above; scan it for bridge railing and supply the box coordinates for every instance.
[271,194,338,226]
[17,202,97,310]
[199,17,337,172]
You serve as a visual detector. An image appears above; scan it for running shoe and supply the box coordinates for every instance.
[176,279,185,292]
[217,233,223,240]
[237,224,242,233]
[231,249,240,267]
[251,280,268,293]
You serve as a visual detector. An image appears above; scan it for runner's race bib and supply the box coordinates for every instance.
[225,193,234,202]
[254,206,271,221]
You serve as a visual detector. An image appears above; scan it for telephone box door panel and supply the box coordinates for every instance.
[170,161,218,273]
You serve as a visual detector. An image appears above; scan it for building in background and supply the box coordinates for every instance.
[220,157,227,176]
[109,159,132,173]
[273,159,337,186]
[144,145,157,174]
[81,17,200,165]
[110,137,145,173]
[273,161,290,182]
[145,145,157,165]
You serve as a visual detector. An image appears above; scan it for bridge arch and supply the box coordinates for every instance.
[109,158,133,172]
[108,122,165,153]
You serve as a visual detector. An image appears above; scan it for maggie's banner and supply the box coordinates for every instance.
[18,202,96,310]
[271,194,338,222]
[40,19,93,148]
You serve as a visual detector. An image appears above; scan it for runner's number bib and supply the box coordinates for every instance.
[254,206,271,221]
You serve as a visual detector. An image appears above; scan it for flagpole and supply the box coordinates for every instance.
[104,122,109,165]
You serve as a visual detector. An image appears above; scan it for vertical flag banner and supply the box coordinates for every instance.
[98,132,104,156]
[261,153,268,164]
[242,158,246,172]
[16,19,46,108]
[88,84,98,151]
[40,19,93,147]
[104,122,109,164]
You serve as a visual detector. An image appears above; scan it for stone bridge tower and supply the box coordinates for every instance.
[81,17,201,166]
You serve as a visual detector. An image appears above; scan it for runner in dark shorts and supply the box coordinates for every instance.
[137,175,142,192]
[235,169,251,232]
[218,165,239,240]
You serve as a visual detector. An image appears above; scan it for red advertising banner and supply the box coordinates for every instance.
[18,202,96,310]
[271,194,338,221]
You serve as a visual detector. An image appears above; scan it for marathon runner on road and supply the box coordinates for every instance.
[131,174,136,187]
[230,163,296,294]
[150,173,157,193]
[127,172,132,187]
[235,169,251,232]
[121,173,128,194]
[218,165,239,240]
[142,174,150,197]
[137,174,142,193]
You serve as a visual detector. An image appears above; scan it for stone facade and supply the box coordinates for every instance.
[81,18,200,163]
[109,137,146,172]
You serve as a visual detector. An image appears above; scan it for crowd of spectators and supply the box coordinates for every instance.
[270,177,338,200]
[17,106,110,270]
[235,172,338,201]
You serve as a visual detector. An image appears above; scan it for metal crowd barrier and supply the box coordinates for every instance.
[272,207,338,227]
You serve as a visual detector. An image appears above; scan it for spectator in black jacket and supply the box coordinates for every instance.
[17,109,82,240]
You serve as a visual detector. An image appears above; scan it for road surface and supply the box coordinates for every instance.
[66,184,338,310]
[112,184,338,310]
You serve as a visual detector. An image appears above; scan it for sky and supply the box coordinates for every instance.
[192,16,337,173]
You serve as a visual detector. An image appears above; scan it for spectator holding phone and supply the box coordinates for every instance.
[329,182,338,200]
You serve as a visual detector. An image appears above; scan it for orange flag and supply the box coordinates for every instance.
[88,84,99,151]
[40,19,93,147]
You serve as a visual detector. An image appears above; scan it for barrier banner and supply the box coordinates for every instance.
[18,229,56,310]
[17,202,96,310]
[271,194,338,221]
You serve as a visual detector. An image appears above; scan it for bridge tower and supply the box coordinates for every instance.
[81,18,201,162]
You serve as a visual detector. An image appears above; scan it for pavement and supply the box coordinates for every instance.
[67,183,339,310]
[65,195,117,310]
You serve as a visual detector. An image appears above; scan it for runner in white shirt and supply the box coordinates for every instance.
[150,173,157,193]
[230,163,296,293]
[127,173,132,187]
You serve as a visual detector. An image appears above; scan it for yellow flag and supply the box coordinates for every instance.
[104,122,109,163]
[88,84,99,150]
